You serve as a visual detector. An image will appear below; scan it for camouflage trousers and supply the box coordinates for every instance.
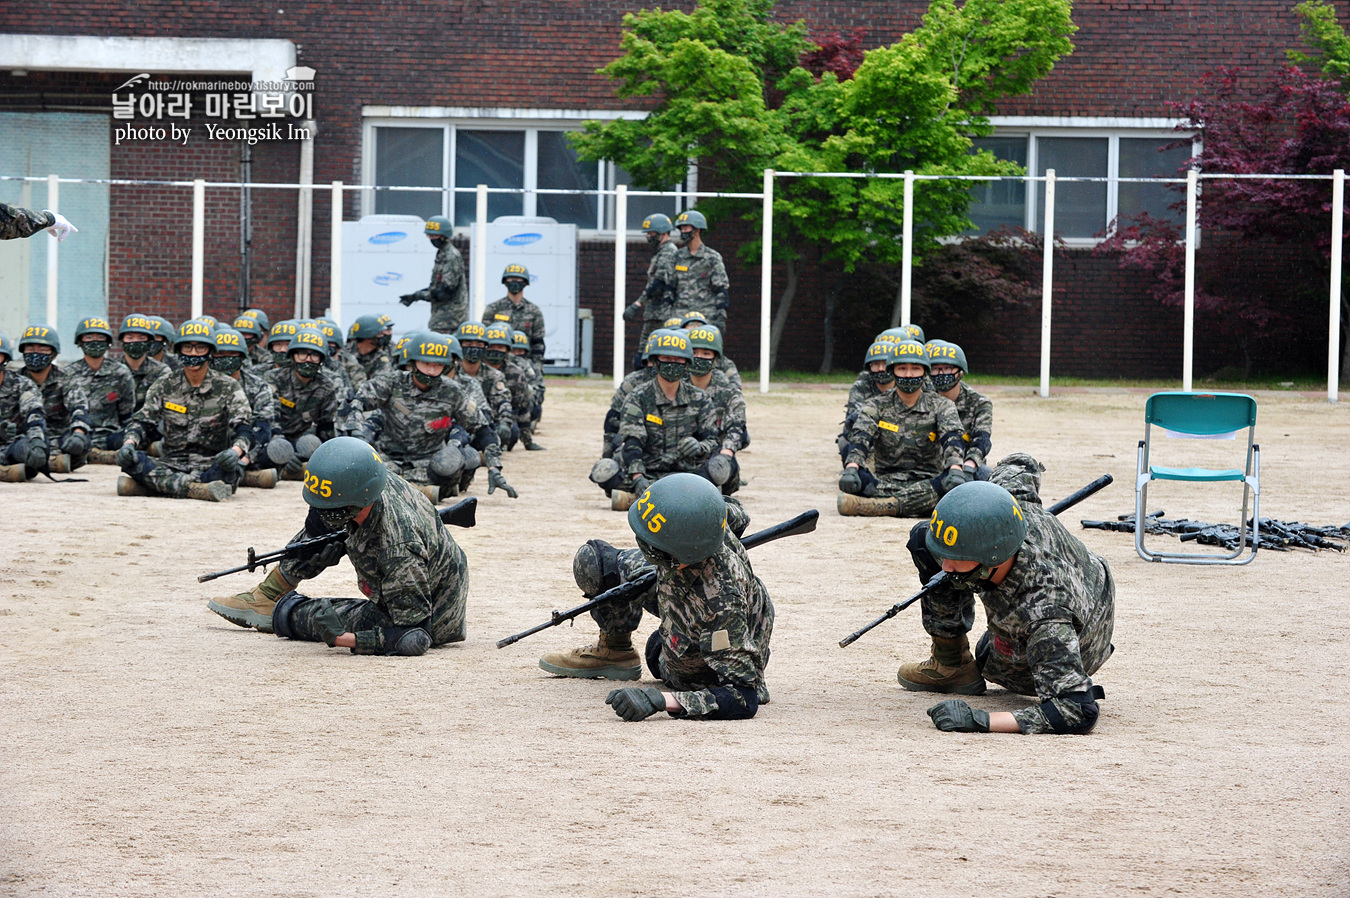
[591,547,657,637]
[126,450,241,497]
[875,471,941,516]
[383,450,479,492]
[284,590,467,649]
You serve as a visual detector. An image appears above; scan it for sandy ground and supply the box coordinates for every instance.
[1,377,1348,897]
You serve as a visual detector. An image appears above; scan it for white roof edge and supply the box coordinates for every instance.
[362,106,649,121]
[0,34,296,83]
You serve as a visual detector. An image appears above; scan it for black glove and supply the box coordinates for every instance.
[399,293,418,306]
[940,467,973,493]
[927,699,991,733]
[487,467,518,499]
[25,441,48,470]
[311,598,347,648]
[606,686,667,721]
[61,430,89,457]
[116,442,139,468]
[838,467,863,495]
[622,300,643,322]
[213,448,242,476]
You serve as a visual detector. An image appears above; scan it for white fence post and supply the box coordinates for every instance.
[1039,169,1055,398]
[45,174,59,328]
[329,181,343,324]
[1330,169,1344,403]
[1183,168,1198,392]
[191,178,205,318]
[901,170,914,327]
[472,184,488,322]
[613,183,628,389]
[760,169,774,394]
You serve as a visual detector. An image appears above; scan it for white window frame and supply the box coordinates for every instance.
[360,106,696,237]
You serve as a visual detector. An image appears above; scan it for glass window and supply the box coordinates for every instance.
[613,164,681,231]
[537,130,599,227]
[454,130,524,225]
[967,136,1027,234]
[374,127,443,219]
[1119,138,1192,225]
[1036,137,1108,238]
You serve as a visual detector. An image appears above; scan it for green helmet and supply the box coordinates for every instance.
[75,316,114,343]
[926,481,1028,570]
[901,323,925,343]
[628,473,727,565]
[289,326,330,360]
[119,313,158,339]
[19,325,60,354]
[679,311,709,328]
[675,209,708,230]
[347,315,383,342]
[864,340,899,368]
[425,215,452,238]
[175,319,216,351]
[456,321,487,343]
[685,323,723,358]
[269,319,300,347]
[214,327,246,354]
[148,317,174,346]
[315,317,345,351]
[641,213,673,234]
[875,327,910,345]
[0,333,14,364]
[303,436,389,511]
[647,328,693,362]
[393,332,416,368]
[484,323,514,348]
[501,262,531,284]
[928,339,968,374]
[240,308,271,331]
[407,331,457,366]
[232,316,264,340]
[662,316,685,328]
[197,314,219,329]
[510,329,529,352]
[891,339,931,371]
[375,313,395,331]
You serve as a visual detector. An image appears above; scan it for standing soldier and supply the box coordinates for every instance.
[117,314,172,407]
[67,316,136,464]
[208,436,471,657]
[926,340,993,476]
[899,459,1116,736]
[622,213,678,362]
[481,263,546,375]
[17,325,90,473]
[0,334,49,481]
[660,210,730,335]
[400,216,468,334]
[0,201,76,241]
[114,320,251,502]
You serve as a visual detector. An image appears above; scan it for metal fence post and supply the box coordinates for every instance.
[191,178,205,318]
[1183,168,1198,392]
[613,183,627,389]
[901,169,914,327]
[329,181,343,323]
[760,169,773,394]
[45,174,59,328]
[1039,170,1055,398]
[473,184,488,322]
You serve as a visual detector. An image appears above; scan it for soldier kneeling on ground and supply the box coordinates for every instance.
[898,454,1116,735]
[541,474,773,721]
[207,437,469,656]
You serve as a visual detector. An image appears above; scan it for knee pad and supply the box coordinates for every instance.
[294,433,322,459]
[429,443,465,480]
[644,629,664,681]
[573,539,622,597]
[459,445,481,473]
[702,453,735,486]
[387,626,431,656]
[266,436,295,467]
[1041,690,1102,735]
[272,590,307,640]
[589,457,624,492]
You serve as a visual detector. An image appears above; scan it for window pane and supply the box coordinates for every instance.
[455,130,524,225]
[967,136,1027,235]
[1036,137,1108,238]
[615,165,680,231]
[374,127,443,219]
[1119,138,1192,226]
[536,131,599,227]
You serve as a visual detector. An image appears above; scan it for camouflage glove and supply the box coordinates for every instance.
[213,448,242,476]
[841,466,881,497]
[927,699,991,733]
[487,467,518,499]
[631,474,652,498]
[116,442,139,468]
[676,436,705,462]
[25,440,48,470]
[606,686,667,722]
[940,467,973,493]
[310,598,347,648]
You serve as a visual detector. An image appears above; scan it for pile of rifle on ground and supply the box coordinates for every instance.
[1081,512,1350,553]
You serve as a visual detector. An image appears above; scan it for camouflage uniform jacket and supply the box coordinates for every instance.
[156,351,184,372]
[126,369,251,458]
[845,371,892,427]
[66,357,136,438]
[618,378,719,478]
[640,240,679,325]
[494,358,535,423]
[124,355,171,408]
[947,382,993,467]
[0,202,54,240]
[845,389,963,478]
[337,348,367,391]
[0,370,47,451]
[237,367,280,452]
[717,355,742,389]
[281,471,469,651]
[21,364,90,436]
[353,369,501,469]
[416,241,469,333]
[696,368,747,452]
[263,365,346,441]
[353,349,391,385]
[455,371,492,419]
[514,353,545,404]
[249,341,273,369]
[483,297,546,363]
[324,355,354,393]
[467,363,514,425]
[657,244,729,323]
[612,367,655,412]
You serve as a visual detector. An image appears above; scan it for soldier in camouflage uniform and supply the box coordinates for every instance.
[622,213,679,358]
[509,329,545,429]
[264,319,299,373]
[838,340,968,518]
[925,340,993,473]
[400,216,468,334]
[235,308,272,366]
[209,437,470,656]
[542,474,772,721]
[0,201,75,241]
[67,316,136,460]
[313,317,355,392]
[349,332,515,503]
[839,340,899,463]
[686,324,746,495]
[601,334,657,458]
[264,326,348,479]
[456,321,516,446]
[117,314,172,408]
[482,323,543,451]
[147,316,181,372]
[17,325,91,472]
[212,328,285,489]
[679,311,742,388]
[0,333,49,481]
[657,210,730,334]
[114,321,251,502]
[898,456,1116,735]
[482,264,546,375]
[346,315,392,384]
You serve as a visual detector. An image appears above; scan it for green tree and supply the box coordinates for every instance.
[574,0,1075,368]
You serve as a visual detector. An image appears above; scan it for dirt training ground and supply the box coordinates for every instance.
[1,379,1347,897]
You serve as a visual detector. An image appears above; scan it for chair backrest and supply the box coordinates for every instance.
[1145,392,1257,436]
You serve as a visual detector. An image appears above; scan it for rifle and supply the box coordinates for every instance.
[838,473,1114,648]
[198,496,477,583]
[496,508,820,649]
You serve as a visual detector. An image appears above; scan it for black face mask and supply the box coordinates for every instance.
[657,360,688,382]
[931,372,961,392]
[638,538,677,569]
[504,280,526,295]
[271,349,292,368]
[293,359,322,379]
[211,355,245,374]
[151,341,168,356]
[946,563,995,591]
[689,356,715,376]
[180,352,210,369]
[870,369,896,385]
[23,352,53,372]
[81,339,111,358]
[411,368,439,388]
[645,231,662,248]
[122,340,152,359]
[483,348,507,366]
[674,230,693,247]
[317,506,360,530]
[895,374,926,393]
[377,334,392,350]
[461,345,484,363]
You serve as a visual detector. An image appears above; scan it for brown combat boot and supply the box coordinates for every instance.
[896,634,986,695]
[87,447,119,465]
[837,492,900,516]
[1,464,27,482]
[148,440,163,458]
[185,481,232,502]
[539,632,642,680]
[47,453,73,473]
[240,468,278,489]
[117,474,149,496]
[208,567,295,632]
[611,489,636,512]
[417,484,442,505]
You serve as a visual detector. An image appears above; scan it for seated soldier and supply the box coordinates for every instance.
[349,331,514,504]
[541,474,773,721]
[456,321,517,450]
[208,436,469,657]
[680,310,741,388]
[346,315,392,384]
[899,457,1115,736]
[314,317,354,392]
[839,340,898,463]
[265,325,348,480]
[17,325,90,473]
[601,332,658,458]
[118,314,172,409]
[510,329,545,431]
[838,339,967,518]
[263,319,299,373]
[233,310,273,368]
[926,339,993,476]
[589,328,719,511]
[212,327,285,489]
[685,323,745,495]
[115,320,251,502]
[483,323,543,450]
[146,316,180,370]
[68,316,136,464]
[0,333,49,481]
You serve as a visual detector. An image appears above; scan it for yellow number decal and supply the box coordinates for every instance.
[647,513,666,533]
[1011,500,1024,521]
[943,525,959,546]
[320,479,332,498]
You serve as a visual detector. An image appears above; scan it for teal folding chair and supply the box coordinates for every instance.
[1135,392,1260,564]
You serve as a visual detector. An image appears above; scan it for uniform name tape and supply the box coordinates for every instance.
[494,314,510,321]
[164,401,188,413]
[646,413,664,426]
[278,396,296,408]
[878,420,899,433]
[675,265,689,272]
